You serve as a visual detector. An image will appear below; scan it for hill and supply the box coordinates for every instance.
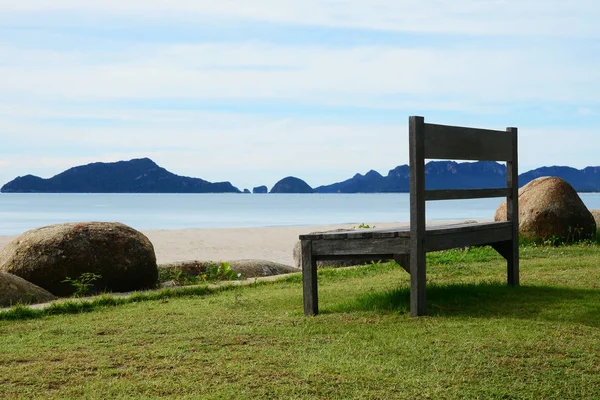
[3,158,600,194]
[270,177,314,193]
[315,161,507,193]
[0,158,240,193]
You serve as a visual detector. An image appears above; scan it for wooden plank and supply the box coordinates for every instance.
[425,188,510,201]
[424,123,513,161]
[425,225,512,252]
[301,240,318,316]
[409,116,427,317]
[314,254,394,262]
[506,126,520,286]
[426,221,511,235]
[311,237,410,257]
[342,229,409,240]
[300,226,411,241]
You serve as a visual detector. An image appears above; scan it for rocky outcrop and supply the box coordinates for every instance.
[0,272,56,307]
[0,158,241,193]
[270,177,313,194]
[253,185,268,194]
[243,189,251,194]
[160,259,297,280]
[0,222,158,296]
[227,260,298,278]
[495,177,596,242]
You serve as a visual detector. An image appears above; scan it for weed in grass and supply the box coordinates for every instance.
[157,261,241,286]
[206,262,241,281]
[353,223,376,229]
[61,272,102,297]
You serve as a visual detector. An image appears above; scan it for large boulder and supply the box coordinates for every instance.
[0,271,56,307]
[495,176,596,243]
[0,222,158,296]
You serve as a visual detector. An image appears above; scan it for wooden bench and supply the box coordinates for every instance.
[300,116,519,317]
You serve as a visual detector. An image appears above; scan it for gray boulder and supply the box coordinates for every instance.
[495,176,596,242]
[160,259,297,280]
[0,222,158,296]
[0,271,56,307]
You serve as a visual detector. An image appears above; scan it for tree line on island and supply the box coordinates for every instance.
[2,157,600,193]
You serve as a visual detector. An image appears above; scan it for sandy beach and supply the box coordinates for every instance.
[0,222,410,267]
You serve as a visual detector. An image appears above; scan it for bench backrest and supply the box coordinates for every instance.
[408,115,518,234]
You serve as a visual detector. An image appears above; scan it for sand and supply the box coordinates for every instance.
[0,220,485,267]
[0,222,409,267]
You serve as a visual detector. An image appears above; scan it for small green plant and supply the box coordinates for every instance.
[354,223,376,229]
[157,262,241,286]
[158,267,195,285]
[61,272,102,297]
[205,262,241,281]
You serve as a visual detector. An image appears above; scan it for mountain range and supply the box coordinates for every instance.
[2,158,600,193]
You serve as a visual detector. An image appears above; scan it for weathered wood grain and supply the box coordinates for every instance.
[301,240,318,316]
[506,127,519,286]
[410,116,427,317]
[311,237,410,256]
[424,123,513,161]
[425,188,510,201]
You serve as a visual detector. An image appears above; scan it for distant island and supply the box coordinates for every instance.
[270,177,314,194]
[2,158,600,193]
[0,158,240,193]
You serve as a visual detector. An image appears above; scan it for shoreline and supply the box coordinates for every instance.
[0,220,483,267]
[0,222,407,266]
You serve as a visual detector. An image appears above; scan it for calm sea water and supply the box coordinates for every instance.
[2,193,600,236]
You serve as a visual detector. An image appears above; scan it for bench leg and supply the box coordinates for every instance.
[507,238,519,286]
[410,248,426,317]
[301,240,318,316]
[491,240,519,287]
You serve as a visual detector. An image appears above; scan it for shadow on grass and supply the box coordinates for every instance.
[330,282,600,327]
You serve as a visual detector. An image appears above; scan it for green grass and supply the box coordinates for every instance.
[2,244,600,399]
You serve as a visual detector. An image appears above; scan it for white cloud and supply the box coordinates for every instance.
[2,0,599,37]
[0,41,598,108]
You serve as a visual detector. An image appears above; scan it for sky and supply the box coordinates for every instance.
[1,1,599,191]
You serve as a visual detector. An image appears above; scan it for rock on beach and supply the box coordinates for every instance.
[0,222,158,296]
[495,176,596,242]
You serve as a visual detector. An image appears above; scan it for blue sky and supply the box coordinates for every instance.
[1,1,599,191]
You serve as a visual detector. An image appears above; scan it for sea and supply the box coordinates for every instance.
[2,193,600,236]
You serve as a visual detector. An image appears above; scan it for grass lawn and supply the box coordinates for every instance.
[1,244,600,399]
